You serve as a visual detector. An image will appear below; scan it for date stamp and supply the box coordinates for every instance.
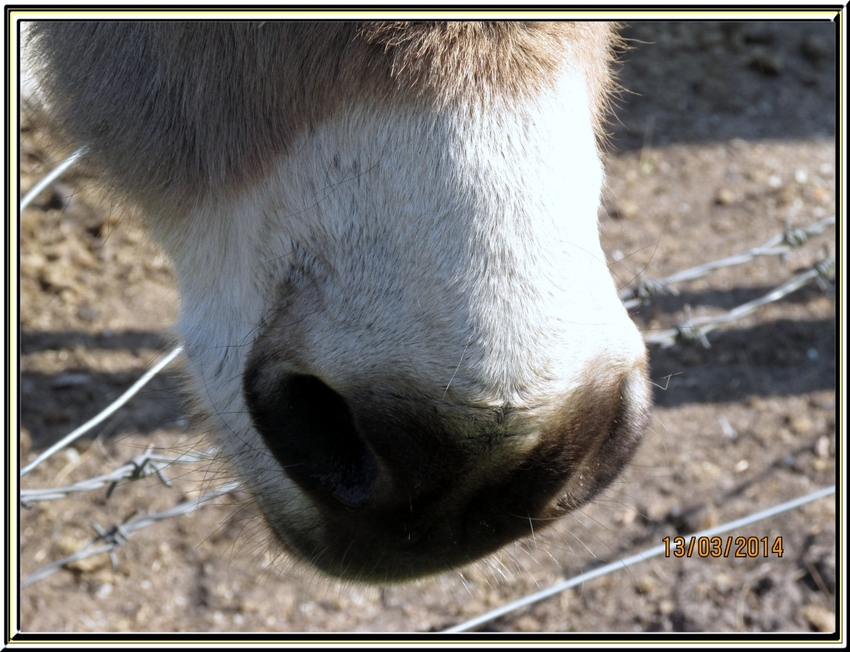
[662,536,784,558]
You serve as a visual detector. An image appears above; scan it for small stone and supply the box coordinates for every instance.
[618,507,637,525]
[611,200,640,220]
[40,262,76,291]
[789,416,814,435]
[20,428,31,453]
[19,251,46,278]
[76,304,100,322]
[734,459,749,473]
[713,573,734,592]
[699,505,720,530]
[778,427,796,444]
[95,583,113,599]
[658,599,675,616]
[54,536,79,558]
[749,52,784,76]
[647,499,670,521]
[719,416,738,440]
[777,184,798,207]
[815,436,831,458]
[746,396,766,410]
[715,187,737,205]
[513,615,540,632]
[134,604,151,626]
[801,36,830,65]
[637,577,655,595]
[799,604,835,632]
[672,503,719,533]
[65,552,109,574]
[743,27,775,45]
[809,394,834,410]
[59,287,78,304]
[779,454,796,468]
[812,186,831,204]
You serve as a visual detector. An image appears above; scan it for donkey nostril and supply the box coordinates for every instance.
[244,372,377,506]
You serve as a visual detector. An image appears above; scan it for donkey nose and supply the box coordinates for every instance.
[242,371,467,511]
[242,357,651,581]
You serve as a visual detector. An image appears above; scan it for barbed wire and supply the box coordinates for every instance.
[20,446,219,506]
[619,215,835,311]
[20,147,85,211]
[21,481,241,588]
[642,252,835,348]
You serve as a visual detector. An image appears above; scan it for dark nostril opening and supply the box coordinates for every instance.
[244,372,377,507]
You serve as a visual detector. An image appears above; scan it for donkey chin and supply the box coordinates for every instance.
[26,20,651,583]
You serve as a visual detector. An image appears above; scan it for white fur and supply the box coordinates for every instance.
[156,67,646,553]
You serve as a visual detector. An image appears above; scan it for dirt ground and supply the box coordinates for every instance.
[16,21,837,637]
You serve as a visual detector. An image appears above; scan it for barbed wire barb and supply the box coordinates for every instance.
[20,448,219,507]
[620,215,835,310]
[21,481,241,588]
[644,254,835,348]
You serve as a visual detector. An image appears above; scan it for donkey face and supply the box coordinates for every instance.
[27,21,650,582]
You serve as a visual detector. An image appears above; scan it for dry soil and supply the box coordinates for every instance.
[17,20,837,637]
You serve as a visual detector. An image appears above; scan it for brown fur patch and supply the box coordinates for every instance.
[28,21,617,220]
[357,22,614,109]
